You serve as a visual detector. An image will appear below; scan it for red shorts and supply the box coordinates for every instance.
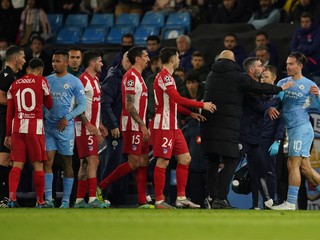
[76,134,98,159]
[11,133,47,163]
[122,131,149,155]
[153,129,189,159]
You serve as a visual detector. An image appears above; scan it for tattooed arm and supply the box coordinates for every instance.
[80,113,98,136]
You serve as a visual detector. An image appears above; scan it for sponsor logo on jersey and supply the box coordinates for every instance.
[93,96,101,102]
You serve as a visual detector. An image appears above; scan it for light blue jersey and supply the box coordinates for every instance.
[277,76,320,129]
[45,73,86,127]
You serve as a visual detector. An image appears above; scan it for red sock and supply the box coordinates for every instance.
[99,162,133,190]
[33,170,45,204]
[87,177,97,198]
[9,167,22,201]
[77,180,87,199]
[135,166,147,204]
[176,163,189,197]
[154,166,166,201]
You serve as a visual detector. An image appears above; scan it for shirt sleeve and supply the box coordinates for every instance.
[64,79,86,121]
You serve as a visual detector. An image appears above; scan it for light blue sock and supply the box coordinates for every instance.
[314,185,320,193]
[287,186,299,204]
[44,173,53,201]
[62,178,74,203]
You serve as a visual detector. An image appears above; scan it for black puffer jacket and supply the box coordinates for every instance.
[201,58,282,158]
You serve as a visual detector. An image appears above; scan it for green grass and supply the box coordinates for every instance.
[1,209,320,240]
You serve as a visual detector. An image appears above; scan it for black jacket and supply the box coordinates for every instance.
[201,58,283,158]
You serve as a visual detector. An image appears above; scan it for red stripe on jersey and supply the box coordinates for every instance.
[121,68,148,132]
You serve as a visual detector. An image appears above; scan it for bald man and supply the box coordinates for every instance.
[201,50,293,209]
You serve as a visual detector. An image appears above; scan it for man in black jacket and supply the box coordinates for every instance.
[201,50,293,209]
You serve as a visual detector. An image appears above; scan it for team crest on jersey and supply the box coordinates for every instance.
[64,83,69,89]
[299,84,305,90]
[127,80,134,87]
[89,146,93,151]
[18,112,24,119]
[132,144,137,151]
[164,75,171,82]
[112,140,118,147]
[163,147,168,154]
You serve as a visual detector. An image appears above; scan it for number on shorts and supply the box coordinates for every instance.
[162,137,172,148]
[15,88,36,112]
[293,140,302,152]
[132,135,140,144]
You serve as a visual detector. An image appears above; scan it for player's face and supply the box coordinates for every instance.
[138,50,149,69]
[286,56,302,77]
[191,56,204,70]
[93,56,103,73]
[172,52,180,70]
[15,51,26,71]
[52,54,68,73]
[122,53,132,71]
[261,70,275,84]
[68,50,82,69]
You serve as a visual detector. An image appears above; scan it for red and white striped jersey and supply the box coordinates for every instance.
[153,69,179,130]
[121,67,148,132]
[7,74,51,135]
[75,72,101,136]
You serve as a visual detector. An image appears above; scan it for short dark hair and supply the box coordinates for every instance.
[159,47,178,65]
[147,35,160,43]
[122,33,134,44]
[127,46,146,65]
[256,31,269,39]
[224,33,238,41]
[28,58,44,69]
[264,65,277,76]
[0,37,9,44]
[30,35,45,45]
[192,51,204,59]
[82,50,102,68]
[68,46,82,52]
[185,73,200,83]
[255,45,269,52]
[288,52,307,66]
[53,49,69,62]
[300,12,313,20]
[5,45,23,61]
[243,57,260,73]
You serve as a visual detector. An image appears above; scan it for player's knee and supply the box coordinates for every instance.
[179,155,191,165]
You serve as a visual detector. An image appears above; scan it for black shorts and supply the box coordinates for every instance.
[0,113,10,153]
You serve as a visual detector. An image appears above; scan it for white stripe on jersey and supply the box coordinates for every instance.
[19,119,29,133]
[36,119,43,135]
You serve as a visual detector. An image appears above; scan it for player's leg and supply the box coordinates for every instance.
[7,161,24,207]
[74,158,88,207]
[154,157,172,208]
[136,152,152,208]
[300,157,320,193]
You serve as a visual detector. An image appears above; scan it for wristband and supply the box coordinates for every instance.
[85,122,90,126]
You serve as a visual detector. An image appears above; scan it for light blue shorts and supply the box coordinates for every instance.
[45,125,75,156]
[288,122,314,157]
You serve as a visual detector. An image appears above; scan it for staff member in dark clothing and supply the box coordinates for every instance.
[201,50,293,209]
[0,45,25,205]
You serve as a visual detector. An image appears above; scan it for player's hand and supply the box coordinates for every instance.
[57,118,68,132]
[99,124,108,137]
[86,122,99,136]
[97,135,104,144]
[310,85,319,97]
[281,81,294,90]
[191,112,207,122]
[203,102,217,113]
[141,125,150,142]
[268,107,280,120]
[111,128,120,139]
[4,136,11,149]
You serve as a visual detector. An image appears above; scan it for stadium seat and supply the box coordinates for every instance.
[80,27,107,44]
[140,12,165,28]
[64,14,89,28]
[116,13,140,28]
[134,26,160,45]
[106,26,135,44]
[90,13,114,28]
[165,12,191,33]
[161,26,185,40]
[56,27,81,44]
[47,14,63,33]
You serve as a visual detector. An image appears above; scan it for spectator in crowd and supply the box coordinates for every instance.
[111,33,134,68]
[288,0,320,23]
[0,45,25,206]
[176,35,196,73]
[152,47,216,209]
[43,50,86,208]
[222,33,246,68]
[248,31,279,67]
[290,12,320,76]
[57,0,81,17]
[255,45,271,67]
[74,50,109,208]
[0,0,20,44]
[146,35,162,58]
[67,46,84,77]
[114,0,154,19]
[187,51,210,84]
[16,0,51,46]
[248,0,281,29]
[98,46,153,208]
[270,52,320,210]
[24,36,53,76]
[99,51,131,206]
[173,67,186,82]
[213,0,251,23]
[0,38,9,70]
[201,50,292,209]
[5,58,52,208]
[142,55,160,79]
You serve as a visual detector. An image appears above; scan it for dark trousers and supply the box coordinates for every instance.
[186,171,207,206]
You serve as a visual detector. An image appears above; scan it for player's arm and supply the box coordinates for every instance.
[166,88,216,113]
[126,93,149,141]
[177,105,207,122]
[79,113,99,136]
[6,98,14,137]
[310,85,320,109]
[42,78,53,109]
[0,90,7,105]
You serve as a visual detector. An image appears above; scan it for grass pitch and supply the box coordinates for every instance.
[1,209,320,240]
